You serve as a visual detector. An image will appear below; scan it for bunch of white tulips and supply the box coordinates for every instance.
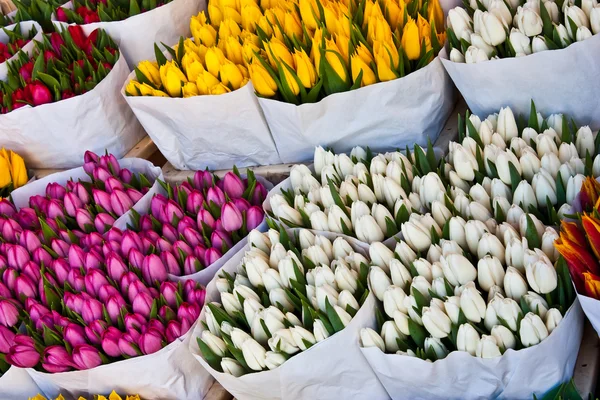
[268,145,440,244]
[197,228,370,375]
[447,0,600,63]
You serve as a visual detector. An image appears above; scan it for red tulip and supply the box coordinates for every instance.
[28,82,52,106]
[55,7,68,22]
[18,62,33,82]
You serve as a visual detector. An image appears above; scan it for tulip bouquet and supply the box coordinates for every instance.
[446,0,600,63]
[55,0,173,24]
[31,392,141,400]
[0,21,39,63]
[0,147,27,198]
[192,227,388,398]
[265,144,440,244]
[6,0,66,31]
[126,169,268,282]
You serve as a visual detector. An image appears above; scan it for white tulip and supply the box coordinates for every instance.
[470,32,496,57]
[222,292,243,317]
[447,216,467,249]
[520,312,549,347]
[504,267,529,301]
[201,331,227,357]
[230,328,253,350]
[491,132,507,148]
[541,227,560,262]
[447,8,473,39]
[389,259,412,290]
[440,254,477,286]
[355,215,385,243]
[439,240,462,259]
[335,154,355,178]
[314,265,337,289]
[412,258,433,281]
[221,358,245,376]
[338,290,359,312]
[262,351,286,370]
[576,126,595,158]
[531,36,549,52]
[457,323,481,356]
[541,152,561,180]
[268,288,294,312]
[505,237,527,272]
[545,308,563,333]
[577,25,593,40]
[411,276,433,300]
[368,243,393,273]
[401,221,432,253]
[310,211,329,231]
[427,244,443,264]
[370,204,394,236]
[369,266,393,301]
[565,6,590,38]
[526,259,558,295]
[311,319,330,342]
[496,150,522,185]
[465,45,490,63]
[509,28,532,54]
[465,220,489,255]
[314,146,334,175]
[430,277,449,297]
[532,170,557,206]
[497,107,518,142]
[422,306,452,338]
[518,151,540,182]
[558,142,578,165]
[452,144,478,181]
[320,165,339,187]
[489,0,513,24]
[496,297,521,331]
[567,174,586,205]
[383,177,406,209]
[536,133,559,158]
[477,335,502,358]
[478,233,506,264]
[490,325,516,351]
[591,7,600,34]
[477,256,506,292]
[449,47,466,62]
[570,158,586,175]
[515,6,543,36]
[350,147,367,162]
[461,286,487,323]
[360,328,385,351]
[248,230,271,254]
[519,213,545,239]
[290,326,316,351]
[543,0,560,22]
[558,203,574,219]
[479,11,507,45]
[523,291,549,319]
[268,329,300,355]
[381,320,405,353]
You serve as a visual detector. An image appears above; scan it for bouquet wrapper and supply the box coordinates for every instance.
[258,54,456,164]
[0,21,43,80]
[189,230,389,400]
[122,71,282,171]
[52,0,204,68]
[168,176,274,286]
[576,292,600,336]
[10,157,164,230]
[0,54,145,169]
[361,299,584,400]
[27,332,214,400]
[0,366,42,398]
[440,34,600,128]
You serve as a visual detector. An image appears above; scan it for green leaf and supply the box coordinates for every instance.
[325,297,345,333]
[528,100,540,132]
[509,161,522,193]
[197,338,223,372]
[154,43,167,67]
[525,214,541,250]
[408,319,426,348]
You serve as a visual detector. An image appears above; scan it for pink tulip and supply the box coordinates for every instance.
[151,194,168,218]
[186,191,204,214]
[159,305,176,322]
[197,209,216,231]
[110,189,134,217]
[106,254,128,281]
[85,320,108,345]
[162,224,178,243]
[138,328,163,355]
[246,206,264,230]
[180,317,192,335]
[64,292,85,314]
[35,313,56,331]
[165,320,182,343]
[221,202,243,232]
[187,288,206,307]
[119,272,140,294]
[251,182,268,205]
[127,248,144,270]
[139,215,153,231]
[106,295,126,323]
[15,208,39,230]
[119,168,132,184]
[29,195,49,212]
[6,335,40,368]
[93,167,112,182]
[19,230,41,253]
[182,227,203,248]
[141,230,160,243]
[127,280,150,304]
[0,199,16,217]
[75,209,94,232]
[51,239,70,258]
[72,182,91,204]
[0,282,10,299]
[211,230,232,251]
[104,177,124,193]
[64,323,87,347]
[141,237,153,254]
[118,333,140,357]
[215,219,225,233]
[72,344,102,370]
[121,231,142,257]
[46,182,66,200]
[124,313,146,332]
[132,291,154,318]
[177,302,200,325]
[106,228,123,242]
[68,245,86,269]
[67,269,85,292]
[206,186,225,207]
[42,345,73,373]
[142,254,168,285]
[160,282,179,309]
[2,268,17,292]
[0,299,19,327]
[99,154,120,175]
[205,248,222,266]
[22,261,41,282]
[6,244,30,270]
[160,251,180,275]
[1,219,21,243]
[46,199,66,221]
[0,325,16,353]
[84,269,109,296]
[63,192,83,217]
[94,213,116,234]
[164,200,184,225]
[194,245,207,265]
[193,170,213,190]
[183,256,202,275]
[233,198,251,213]
[173,240,193,260]
[177,216,196,235]
[31,249,51,269]
[127,188,143,204]
[101,326,122,357]
[15,274,37,299]
[92,189,113,213]
[82,298,104,324]
[222,172,245,199]
[85,249,103,271]
[97,284,120,303]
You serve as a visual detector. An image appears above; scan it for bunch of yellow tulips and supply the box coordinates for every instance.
[127,0,445,103]
[29,392,141,400]
[0,147,27,198]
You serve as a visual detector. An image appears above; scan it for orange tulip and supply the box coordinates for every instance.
[584,272,600,299]
[579,177,600,211]
[582,214,600,260]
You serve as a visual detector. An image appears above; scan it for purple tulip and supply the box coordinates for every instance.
[106,295,126,323]
[211,230,233,251]
[139,215,153,231]
[160,282,179,309]
[42,345,73,373]
[84,151,99,164]
[151,195,168,219]
[222,172,245,199]
[132,291,154,318]
[6,245,30,270]
[186,192,204,215]
[84,269,110,296]
[127,280,150,304]
[93,166,112,182]
[251,182,268,205]
[165,320,182,343]
[124,313,146,332]
[119,168,133,184]
[82,298,104,324]
[177,302,200,325]
[183,255,202,275]
[0,282,10,299]
[92,189,113,213]
[162,224,178,244]
[97,284,121,303]
[85,320,108,345]
[6,335,40,368]
[141,230,160,244]
[94,213,116,234]
[160,251,180,275]
[164,200,184,226]
[110,190,134,217]
[15,274,37,299]
[193,170,213,190]
[84,250,103,271]
[19,230,41,253]
[159,305,176,322]
[119,272,140,294]
[182,227,204,248]
[2,268,17,292]
[15,208,39,229]
[51,239,70,258]
[0,299,19,327]
[221,202,243,232]
[177,216,196,235]
[138,328,163,355]
[142,254,168,285]
[99,326,121,357]
[68,244,86,269]
[72,344,102,370]
[121,231,142,257]
[233,198,251,213]
[118,333,140,357]
[64,323,87,347]
[206,186,225,207]
[22,261,41,282]
[46,182,66,200]
[0,325,16,353]
[104,177,124,194]
[63,192,83,217]
[204,248,222,266]
[105,254,127,281]
[127,188,143,204]
[0,199,16,217]
[2,219,22,243]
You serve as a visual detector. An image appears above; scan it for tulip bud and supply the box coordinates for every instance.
[355,215,385,243]
[526,259,558,294]
[457,323,480,356]
[545,308,563,333]
[440,254,477,286]
[422,306,452,339]
[520,312,549,347]
[360,327,385,352]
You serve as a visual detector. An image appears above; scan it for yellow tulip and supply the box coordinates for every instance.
[240,30,260,46]
[257,15,274,37]
[223,6,242,24]
[367,15,393,45]
[350,54,377,87]
[428,0,444,33]
[210,83,232,95]
[108,391,124,400]
[324,38,347,82]
[334,34,351,65]
[242,41,260,62]
[323,5,339,35]
[265,8,285,26]
[299,0,319,30]
[281,65,300,95]
[9,150,27,189]
[152,89,170,97]
[205,46,227,77]
[221,0,240,12]
[363,0,383,26]
[225,36,244,64]
[238,64,249,78]
[190,16,217,47]
[184,39,206,62]
[208,4,223,27]
[311,27,324,71]
[373,39,399,69]
[284,11,303,40]
[138,83,156,96]
[196,70,222,94]
[219,19,242,41]
[137,60,161,87]
[159,61,187,97]
[186,60,205,82]
[220,61,245,89]
[384,0,403,30]
[292,49,316,88]
[248,61,278,97]
[355,43,374,65]
[417,14,431,40]
[338,13,352,37]
[181,52,202,74]
[125,80,141,96]
[374,51,398,81]
[264,37,294,69]
[0,154,11,189]
[182,82,200,97]
[241,3,262,32]
[402,18,421,60]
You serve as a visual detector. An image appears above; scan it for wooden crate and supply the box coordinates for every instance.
[0,0,16,15]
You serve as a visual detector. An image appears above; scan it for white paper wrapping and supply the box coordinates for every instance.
[258,53,457,164]
[577,293,600,336]
[10,157,164,230]
[0,367,42,399]
[52,0,203,68]
[361,299,584,400]
[27,332,214,400]
[0,54,145,169]
[122,74,282,171]
[0,21,43,80]
[189,230,389,400]
[441,34,600,129]
[169,175,274,286]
